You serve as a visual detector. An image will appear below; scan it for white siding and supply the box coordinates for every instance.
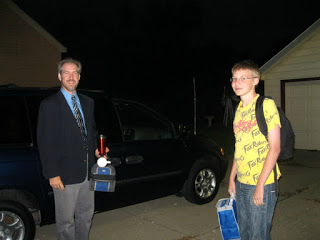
[262,28,320,83]
[261,18,320,150]
[264,79,281,106]
[0,0,66,87]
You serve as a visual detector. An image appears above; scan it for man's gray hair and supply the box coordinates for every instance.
[58,58,82,74]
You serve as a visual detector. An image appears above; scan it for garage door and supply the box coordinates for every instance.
[285,80,320,150]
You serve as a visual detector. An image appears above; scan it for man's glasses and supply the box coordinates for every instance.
[230,76,256,83]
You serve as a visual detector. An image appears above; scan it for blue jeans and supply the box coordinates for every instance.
[236,181,278,240]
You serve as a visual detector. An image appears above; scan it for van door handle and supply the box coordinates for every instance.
[125,155,144,165]
[109,157,121,166]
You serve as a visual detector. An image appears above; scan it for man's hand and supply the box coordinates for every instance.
[49,176,65,191]
[95,147,110,158]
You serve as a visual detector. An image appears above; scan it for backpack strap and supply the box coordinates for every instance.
[255,95,268,139]
[255,95,278,192]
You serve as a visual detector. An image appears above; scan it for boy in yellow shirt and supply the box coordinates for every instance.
[228,60,281,240]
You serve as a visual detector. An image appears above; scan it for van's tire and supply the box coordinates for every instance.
[184,160,220,204]
[0,201,36,240]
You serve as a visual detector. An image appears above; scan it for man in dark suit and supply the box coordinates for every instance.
[37,58,107,240]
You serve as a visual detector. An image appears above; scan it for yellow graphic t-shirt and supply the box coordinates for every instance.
[233,94,281,185]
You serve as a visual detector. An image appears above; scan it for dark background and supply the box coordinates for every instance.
[13,0,320,124]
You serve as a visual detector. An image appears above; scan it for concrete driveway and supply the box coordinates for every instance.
[35,149,320,240]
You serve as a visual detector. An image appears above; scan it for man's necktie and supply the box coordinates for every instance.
[71,95,87,144]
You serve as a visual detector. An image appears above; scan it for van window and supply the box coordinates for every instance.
[114,101,174,141]
[93,97,122,144]
[0,96,32,145]
[25,95,47,147]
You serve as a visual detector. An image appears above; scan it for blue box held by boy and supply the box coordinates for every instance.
[216,196,240,240]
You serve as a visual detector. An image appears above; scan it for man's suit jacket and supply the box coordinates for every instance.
[37,90,98,185]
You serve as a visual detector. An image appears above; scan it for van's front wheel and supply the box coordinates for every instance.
[0,201,36,240]
[184,160,220,204]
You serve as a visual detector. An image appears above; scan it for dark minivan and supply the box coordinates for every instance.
[0,86,227,240]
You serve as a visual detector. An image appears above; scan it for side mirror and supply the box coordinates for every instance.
[176,124,192,139]
[123,128,135,141]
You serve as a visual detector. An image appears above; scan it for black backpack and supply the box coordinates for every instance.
[255,95,295,160]
[255,95,295,190]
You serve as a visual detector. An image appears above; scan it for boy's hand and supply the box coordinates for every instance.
[228,180,236,197]
[253,185,264,206]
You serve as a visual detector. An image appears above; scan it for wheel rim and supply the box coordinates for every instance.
[194,168,216,199]
[0,211,25,240]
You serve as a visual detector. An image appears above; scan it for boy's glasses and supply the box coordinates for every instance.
[230,76,256,83]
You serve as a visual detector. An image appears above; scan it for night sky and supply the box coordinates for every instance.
[12,0,320,123]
